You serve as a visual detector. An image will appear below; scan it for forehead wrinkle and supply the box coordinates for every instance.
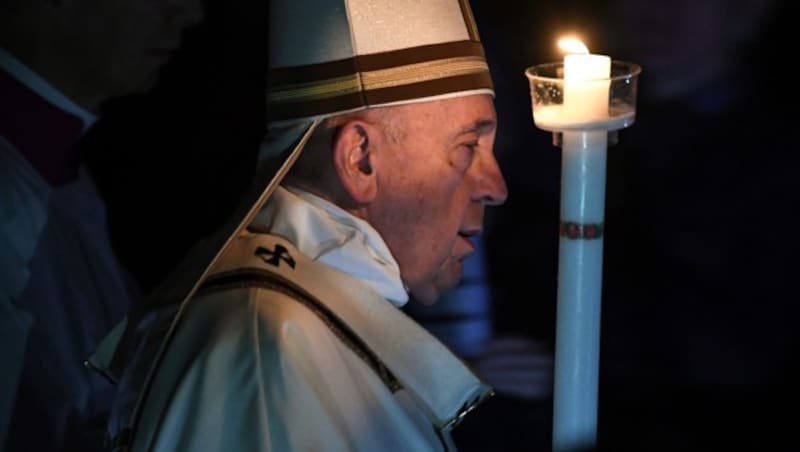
[453,118,496,139]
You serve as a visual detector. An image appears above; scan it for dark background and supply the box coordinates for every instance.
[82,1,800,450]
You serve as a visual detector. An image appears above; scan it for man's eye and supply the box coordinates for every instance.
[452,142,478,171]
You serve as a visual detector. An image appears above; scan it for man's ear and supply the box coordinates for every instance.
[332,121,377,203]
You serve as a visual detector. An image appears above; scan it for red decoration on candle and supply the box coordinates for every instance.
[559,221,604,240]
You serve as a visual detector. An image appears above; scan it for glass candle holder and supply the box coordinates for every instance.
[525,60,641,132]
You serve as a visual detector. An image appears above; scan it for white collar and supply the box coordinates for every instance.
[0,47,97,132]
[253,185,409,307]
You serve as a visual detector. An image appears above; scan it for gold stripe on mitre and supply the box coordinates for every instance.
[268,55,488,104]
[361,56,489,90]
[267,74,362,104]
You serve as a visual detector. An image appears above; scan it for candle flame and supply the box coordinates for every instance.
[558,37,589,55]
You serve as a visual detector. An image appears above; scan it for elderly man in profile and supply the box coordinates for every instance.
[97,0,509,450]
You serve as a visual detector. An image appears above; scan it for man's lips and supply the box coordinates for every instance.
[457,229,480,258]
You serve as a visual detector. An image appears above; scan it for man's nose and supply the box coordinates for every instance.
[475,154,508,206]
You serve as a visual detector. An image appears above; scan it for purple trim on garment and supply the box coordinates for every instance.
[0,67,84,185]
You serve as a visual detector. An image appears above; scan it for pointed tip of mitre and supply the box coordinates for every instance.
[266,0,493,125]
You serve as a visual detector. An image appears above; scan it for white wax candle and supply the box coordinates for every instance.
[553,130,606,452]
[563,53,611,122]
[551,40,612,452]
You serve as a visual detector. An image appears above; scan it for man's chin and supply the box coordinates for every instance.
[410,287,439,306]
[415,267,464,305]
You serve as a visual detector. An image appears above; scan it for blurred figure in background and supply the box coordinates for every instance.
[81,0,267,297]
[0,0,202,450]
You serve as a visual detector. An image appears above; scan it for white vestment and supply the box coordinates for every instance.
[106,187,492,451]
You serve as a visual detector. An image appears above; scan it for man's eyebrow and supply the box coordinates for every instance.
[455,119,496,137]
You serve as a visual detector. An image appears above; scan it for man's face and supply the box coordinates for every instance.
[367,94,507,305]
[61,0,203,100]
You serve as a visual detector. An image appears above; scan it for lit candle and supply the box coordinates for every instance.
[526,37,640,452]
[531,40,632,131]
[561,38,611,123]
[552,38,610,452]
